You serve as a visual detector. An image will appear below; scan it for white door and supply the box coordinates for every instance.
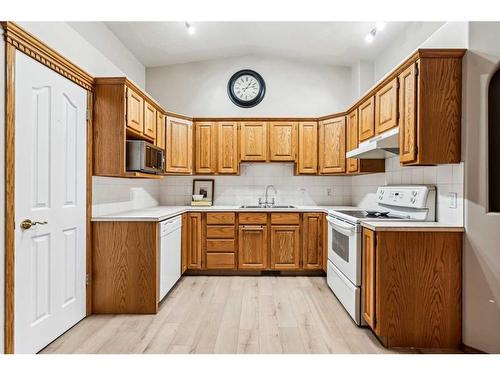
[14,52,87,353]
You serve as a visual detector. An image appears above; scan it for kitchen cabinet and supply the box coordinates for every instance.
[126,87,144,134]
[144,101,157,139]
[187,213,202,269]
[318,116,346,174]
[181,213,188,274]
[239,121,268,161]
[296,121,318,174]
[166,116,193,174]
[399,63,417,163]
[155,112,166,151]
[270,225,300,270]
[195,121,217,174]
[217,121,239,174]
[346,109,359,174]
[269,122,297,161]
[302,213,323,270]
[238,224,268,270]
[205,212,236,270]
[361,228,462,349]
[358,96,375,142]
[375,78,399,135]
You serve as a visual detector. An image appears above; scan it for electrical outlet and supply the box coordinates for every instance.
[448,192,457,209]
[327,188,333,196]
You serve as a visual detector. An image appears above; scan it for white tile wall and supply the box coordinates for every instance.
[351,155,464,225]
[92,176,160,216]
[159,163,351,206]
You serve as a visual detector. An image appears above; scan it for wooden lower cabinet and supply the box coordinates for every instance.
[238,225,268,270]
[362,228,463,349]
[181,213,188,274]
[302,213,323,270]
[187,213,202,269]
[270,225,300,270]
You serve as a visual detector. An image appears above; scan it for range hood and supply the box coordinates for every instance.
[346,127,399,159]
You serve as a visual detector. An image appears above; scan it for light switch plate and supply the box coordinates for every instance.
[448,192,457,209]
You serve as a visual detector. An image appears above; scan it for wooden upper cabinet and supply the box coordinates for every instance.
[143,101,157,139]
[155,112,166,151]
[362,228,376,330]
[238,225,268,270]
[297,121,318,174]
[195,122,217,174]
[166,116,193,174]
[399,63,418,164]
[217,121,239,174]
[187,213,202,270]
[375,78,399,135]
[302,213,323,270]
[239,122,268,161]
[126,87,144,133]
[358,96,375,142]
[270,225,300,270]
[318,116,346,174]
[346,109,359,174]
[269,122,297,161]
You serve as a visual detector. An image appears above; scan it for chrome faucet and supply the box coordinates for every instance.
[264,185,277,207]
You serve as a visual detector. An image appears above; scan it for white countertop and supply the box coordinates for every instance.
[91,205,355,222]
[361,221,464,232]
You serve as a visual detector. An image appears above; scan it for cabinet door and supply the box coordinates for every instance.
[346,109,359,174]
[195,121,217,174]
[362,228,376,330]
[217,121,239,174]
[239,122,268,161]
[302,213,323,270]
[181,213,188,274]
[399,62,418,164]
[375,78,399,135]
[318,116,346,174]
[269,122,297,161]
[187,213,202,269]
[238,225,268,270]
[359,96,375,142]
[270,225,300,270]
[166,116,193,173]
[126,87,144,133]
[297,121,318,174]
[144,101,157,139]
[155,112,166,151]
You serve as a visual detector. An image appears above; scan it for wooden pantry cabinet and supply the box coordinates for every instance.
[318,116,346,174]
[361,227,462,349]
[296,121,318,174]
[269,122,297,161]
[239,121,268,161]
[165,115,193,174]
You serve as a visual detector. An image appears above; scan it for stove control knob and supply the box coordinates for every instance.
[410,197,416,204]
[412,191,418,197]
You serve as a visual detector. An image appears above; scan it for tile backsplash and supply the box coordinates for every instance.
[160,163,351,206]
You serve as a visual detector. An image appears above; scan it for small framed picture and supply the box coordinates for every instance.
[192,179,215,203]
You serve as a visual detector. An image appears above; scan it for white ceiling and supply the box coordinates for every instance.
[105,22,414,68]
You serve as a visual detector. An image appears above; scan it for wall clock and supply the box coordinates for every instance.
[227,69,266,108]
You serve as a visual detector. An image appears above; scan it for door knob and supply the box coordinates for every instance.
[20,219,48,230]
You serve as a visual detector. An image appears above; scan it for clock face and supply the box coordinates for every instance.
[227,70,266,108]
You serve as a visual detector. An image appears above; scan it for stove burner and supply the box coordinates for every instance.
[365,211,390,217]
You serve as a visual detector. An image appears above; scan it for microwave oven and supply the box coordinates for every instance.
[126,140,164,174]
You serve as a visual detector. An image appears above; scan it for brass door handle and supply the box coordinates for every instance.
[20,219,48,230]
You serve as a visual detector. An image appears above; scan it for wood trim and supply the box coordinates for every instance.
[1,21,94,91]
[194,117,319,122]
[4,42,16,355]
[86,91,93,315]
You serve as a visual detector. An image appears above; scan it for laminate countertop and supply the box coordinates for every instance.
[360,221,464,232]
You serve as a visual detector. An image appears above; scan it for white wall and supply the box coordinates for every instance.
[351,60,374,99]
[0,26,6,355]
[67,22,146,88]
[462,22,500,353]
[146,55,352,117]
[159,163,351,207]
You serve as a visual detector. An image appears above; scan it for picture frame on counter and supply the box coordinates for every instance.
[192,179,215,205]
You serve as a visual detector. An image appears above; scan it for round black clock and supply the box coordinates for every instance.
[227,69,266,108]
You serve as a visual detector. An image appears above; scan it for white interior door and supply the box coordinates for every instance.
[14,52,87,353]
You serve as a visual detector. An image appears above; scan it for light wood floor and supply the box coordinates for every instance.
[41,276,394,354]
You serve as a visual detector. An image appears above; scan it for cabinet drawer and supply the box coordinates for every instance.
[239,213,268,225]
[206,239,235,253]
[271,213,300,225]
[207,212,235,225]
[206,253,235,269]
[206,225,235,239]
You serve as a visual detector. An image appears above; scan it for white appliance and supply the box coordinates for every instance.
[326,185,436,325]
[346,127,399,159]
[159,216,182,301]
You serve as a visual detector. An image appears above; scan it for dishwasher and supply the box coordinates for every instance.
[158,216,182,302]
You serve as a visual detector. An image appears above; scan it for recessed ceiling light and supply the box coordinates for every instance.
[375,21,386,31]
[365,29,376,43]
[185,22,195,35]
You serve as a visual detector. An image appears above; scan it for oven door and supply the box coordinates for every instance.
[326,215,361,286]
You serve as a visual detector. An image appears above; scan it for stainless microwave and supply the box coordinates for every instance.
[126,140,164,174]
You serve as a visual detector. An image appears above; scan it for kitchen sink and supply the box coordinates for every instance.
[240,205,296,209]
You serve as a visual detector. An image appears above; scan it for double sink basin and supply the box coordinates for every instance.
[239,205,296,209]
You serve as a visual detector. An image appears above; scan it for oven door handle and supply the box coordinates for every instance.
[326,216,356,237]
